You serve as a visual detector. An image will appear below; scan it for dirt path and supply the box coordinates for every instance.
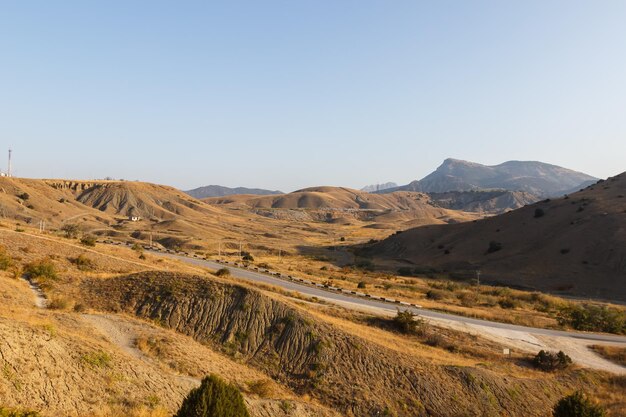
[81,314,201,386]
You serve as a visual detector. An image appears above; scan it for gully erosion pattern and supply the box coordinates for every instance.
[81,271,578,417]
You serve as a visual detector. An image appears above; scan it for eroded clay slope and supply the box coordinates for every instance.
[81,271,585,417]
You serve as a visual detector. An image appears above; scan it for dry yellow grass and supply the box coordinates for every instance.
[590,345,626,367]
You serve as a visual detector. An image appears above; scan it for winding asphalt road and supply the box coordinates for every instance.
[157,252,626,345]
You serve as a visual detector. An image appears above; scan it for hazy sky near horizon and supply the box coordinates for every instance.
[1,1,625,192]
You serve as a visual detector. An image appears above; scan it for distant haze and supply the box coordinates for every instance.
[2,2,625,190]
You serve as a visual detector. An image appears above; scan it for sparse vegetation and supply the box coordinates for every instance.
[246,379,274,397]
[553,391,605,417]
[80,235,97,247]
[23,259,57,281]
[557,304,626,334]
[215,268,231,277]
[392,310,423,335]
[589,345,626,367]
[532,350,572,371]
[69,254,95,271]
[81,350,112,368]
[61,223,80,239]
[357,281,367,289]
[0,246,13,270]
[175,374,250,417]
[534,208,545,218]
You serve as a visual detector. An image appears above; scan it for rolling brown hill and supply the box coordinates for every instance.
[365,173,626,301]
[204,186,479,227]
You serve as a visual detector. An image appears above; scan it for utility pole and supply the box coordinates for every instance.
[475,270,481,286]
[239,241,243,259]
[7,149,12,177]
[218,240,221,259]
[149,232,153,248]
[278,248,282,263]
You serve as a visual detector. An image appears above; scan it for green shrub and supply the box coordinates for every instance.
[81,350,112,368]
[532,350,572,371]
[215,268,231,277]
[357,281,367,289]
[80,235,97,247]
[175,374,250,417]
[23,259,57,281]
[392,310,423,335]
[426,289,445,301]
[498,297,519,309]
[457,291,478,307]
[553,391,605,417]
[69,254,95,271]
[246,379,273,397]
[61,223,80,239]
[242,252,254,262]
[557,304,626,334]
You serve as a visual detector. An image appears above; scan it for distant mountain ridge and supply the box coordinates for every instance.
[382,158,597,198]
[185,185,283,199]
[361,182,398,192]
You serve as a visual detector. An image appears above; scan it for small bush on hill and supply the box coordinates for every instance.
[175,374,250,417]
[81,350,112,368]
[357,281,367,289]
[69,254,94,271]
[246,379,274,397]
[392,310,424,335]
[215,268,230,277]
[23,259,57,281]
[557,304,626,334]
[534,208,545,218]
[553,391,605,417]
[532,350,572,371]
[61,223,80,239]
[80,235,97,247]
[17,192,30,201]
[498,297,519,309]
[457,291,478,307]
[426,289,445,301]
[242,253,254,262]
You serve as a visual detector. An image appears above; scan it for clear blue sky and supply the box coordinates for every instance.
[1,1,625,191]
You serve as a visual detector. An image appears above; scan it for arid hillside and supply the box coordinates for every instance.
[80,270,614,417]
[428,190,540,214]
[0,178,479,258]
[204,186,478,227]
[364,173,626,301]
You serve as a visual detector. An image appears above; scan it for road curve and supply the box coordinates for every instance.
[156,252,626,345]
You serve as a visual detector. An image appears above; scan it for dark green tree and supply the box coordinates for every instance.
[175,375,250,417]
[553,391,605,417]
